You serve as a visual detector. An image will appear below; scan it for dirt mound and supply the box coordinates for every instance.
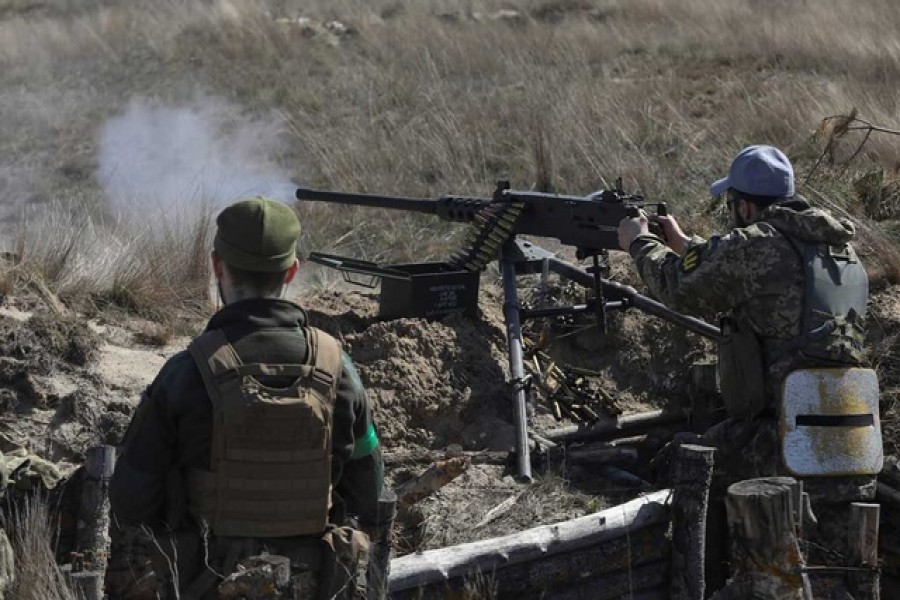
[302,270,715,456]
[303,290,510,449]
[349,315,508,448]
[0,312,98,373]
[0,301,178,462]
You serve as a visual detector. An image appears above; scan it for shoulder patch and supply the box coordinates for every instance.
[682,245,704,273]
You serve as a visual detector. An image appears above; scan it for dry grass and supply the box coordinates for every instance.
[0,0,898,310]
[2,494,75,600]
[132,321,176,347]
[6,197,213,318]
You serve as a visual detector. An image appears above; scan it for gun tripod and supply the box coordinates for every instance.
[499,238,720,482]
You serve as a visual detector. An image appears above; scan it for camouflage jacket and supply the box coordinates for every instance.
[629,197,866,398]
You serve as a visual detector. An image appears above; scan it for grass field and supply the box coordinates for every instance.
[0,0,899,317]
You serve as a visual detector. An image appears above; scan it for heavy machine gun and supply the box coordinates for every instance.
[297,179,665,261]
[296,181,720,482]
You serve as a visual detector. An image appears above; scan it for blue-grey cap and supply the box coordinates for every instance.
[709,145,795,198]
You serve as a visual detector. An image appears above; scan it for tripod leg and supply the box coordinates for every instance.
[500,254,532,483]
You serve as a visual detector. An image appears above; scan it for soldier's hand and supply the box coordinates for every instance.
[617,213,650,251]
[649,214,691,255]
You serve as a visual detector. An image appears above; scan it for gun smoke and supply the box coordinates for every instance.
[97,97,297,223]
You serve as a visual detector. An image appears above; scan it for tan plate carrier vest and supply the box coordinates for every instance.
[186,326,343,538]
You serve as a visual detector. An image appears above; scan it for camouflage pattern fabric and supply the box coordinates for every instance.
[630,198,862,402]
[631,198,876,595]
[0,446,73,495]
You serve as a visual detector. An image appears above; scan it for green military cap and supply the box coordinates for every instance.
[214,197,301,273]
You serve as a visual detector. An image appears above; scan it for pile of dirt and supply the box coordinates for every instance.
[305,289,511,449]
[0,312,98,373]
[0,300,181,463]
[349,315,508,448]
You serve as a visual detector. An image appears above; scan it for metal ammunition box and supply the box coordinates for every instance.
[307,252,480,320]
[378,262,480,319]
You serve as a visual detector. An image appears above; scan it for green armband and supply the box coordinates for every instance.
[351,423,379,460]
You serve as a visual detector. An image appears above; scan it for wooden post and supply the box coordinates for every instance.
[689,362,721,432]
[74,444,116,599]
[365,489,398,600]
[848,502,880,600]
[712,478,807,599]
[761,477,806,556]
[670,444,715,600]
[68,571,104,600]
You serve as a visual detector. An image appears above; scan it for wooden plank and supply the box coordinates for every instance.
[396,457,469,508]
[515,523,668,592]
[390,530,670,600]
[388,489,671,592]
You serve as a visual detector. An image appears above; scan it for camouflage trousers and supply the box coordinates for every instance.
[106,526,322,599]
[107,523,368,599]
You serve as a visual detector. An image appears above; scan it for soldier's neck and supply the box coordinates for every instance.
[218,282,285,306]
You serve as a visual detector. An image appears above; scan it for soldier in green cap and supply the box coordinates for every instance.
[109,197,385,599]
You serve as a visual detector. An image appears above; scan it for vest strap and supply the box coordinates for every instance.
[188,330,243,412]
[304,327,343,401]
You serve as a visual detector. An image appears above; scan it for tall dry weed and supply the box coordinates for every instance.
[9,197,213,318]
[2,493,75,600]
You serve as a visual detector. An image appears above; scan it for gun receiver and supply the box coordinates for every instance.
[296,180,666,257]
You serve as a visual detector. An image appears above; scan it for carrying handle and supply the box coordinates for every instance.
[307,252,413,288]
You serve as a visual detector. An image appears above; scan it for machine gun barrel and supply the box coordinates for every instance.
[296,187,490,222]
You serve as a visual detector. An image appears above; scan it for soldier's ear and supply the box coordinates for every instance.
[284,258,300,285]
[211,251,225,279]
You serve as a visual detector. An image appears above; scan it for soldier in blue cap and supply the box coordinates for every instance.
[618,145,880,595]
[109,197,386,599]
